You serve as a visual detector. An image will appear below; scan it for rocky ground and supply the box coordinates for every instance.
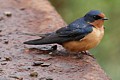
[0,0,110,80]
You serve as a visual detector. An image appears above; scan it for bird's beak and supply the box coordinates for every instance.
[102,18,108,20]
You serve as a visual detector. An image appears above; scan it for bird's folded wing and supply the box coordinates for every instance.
[23,25,93,45]
[56,25,93,39]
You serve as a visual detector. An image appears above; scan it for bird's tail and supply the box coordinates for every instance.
[23,33,62,45]
[23,38,50,45]
[23,37,61,45]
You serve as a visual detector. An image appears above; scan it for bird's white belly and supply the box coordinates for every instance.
[63,27,104,52]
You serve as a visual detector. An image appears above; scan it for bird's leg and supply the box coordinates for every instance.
[80,51,95,58]
[71,52,84,59]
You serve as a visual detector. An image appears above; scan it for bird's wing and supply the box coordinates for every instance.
[56,24,93,40]
[56,17,93,38]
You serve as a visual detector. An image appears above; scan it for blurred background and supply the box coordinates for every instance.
[50,0,120,80]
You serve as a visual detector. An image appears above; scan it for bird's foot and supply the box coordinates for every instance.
[80,51,95,59]
[71,53,84,59]
[72,51,95,59]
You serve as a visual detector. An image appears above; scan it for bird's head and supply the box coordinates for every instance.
[84,10,108,28]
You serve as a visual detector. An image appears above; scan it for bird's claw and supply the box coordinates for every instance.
[80,51,95,59]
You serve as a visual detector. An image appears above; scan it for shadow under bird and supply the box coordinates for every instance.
[24,10,108,57]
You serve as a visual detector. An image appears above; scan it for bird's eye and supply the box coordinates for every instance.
[93,15,102,20]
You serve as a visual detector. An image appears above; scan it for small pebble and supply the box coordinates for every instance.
[9,76,23,80]
[0,69,3,72]
[27,67,31,70]
[46,78,53,80]
[32,61,44,66]
[40,63,51,67]
[1,63,7,65]
[4,57,12,61]
[0,30,2,32]
[4,41,9,44]
[20,8,26,10]
[29,72,38,77]
[4,11,12,17]
[39,77,53,80]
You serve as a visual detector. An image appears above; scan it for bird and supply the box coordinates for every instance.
[23,10,108,57]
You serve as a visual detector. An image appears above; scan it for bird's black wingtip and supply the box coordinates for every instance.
[23,41,29,44]
[23,39,43,45]
[23,40,34,45]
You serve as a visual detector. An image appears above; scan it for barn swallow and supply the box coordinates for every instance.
[24,10,108,57]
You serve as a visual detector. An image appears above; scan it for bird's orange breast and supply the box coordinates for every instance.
[62,27,104,52]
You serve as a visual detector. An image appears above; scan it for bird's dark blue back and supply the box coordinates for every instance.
[56,17,92,37]
[68,17,88,29]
